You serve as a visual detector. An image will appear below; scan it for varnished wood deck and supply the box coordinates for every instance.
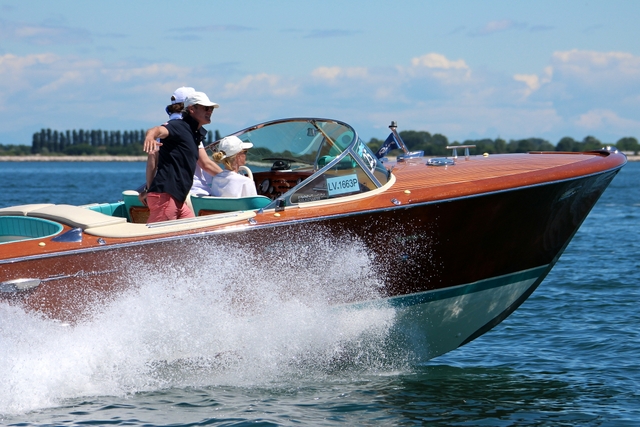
[390,152,609,190]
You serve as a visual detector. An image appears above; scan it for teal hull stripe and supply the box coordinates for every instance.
[354,265,549,310]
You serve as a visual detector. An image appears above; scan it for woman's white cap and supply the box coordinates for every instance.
[217,135,253,158]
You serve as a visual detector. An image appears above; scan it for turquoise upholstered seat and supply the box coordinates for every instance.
[190,195,272,216]
[0,216,63,244]
[84,201,127,218]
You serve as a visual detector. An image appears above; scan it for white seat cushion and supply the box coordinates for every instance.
[0,204,55,216]
[28,204,127,229]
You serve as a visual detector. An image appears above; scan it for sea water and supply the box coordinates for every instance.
[0,161,638,426]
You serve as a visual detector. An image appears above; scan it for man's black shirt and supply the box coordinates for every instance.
[149,113,207,202]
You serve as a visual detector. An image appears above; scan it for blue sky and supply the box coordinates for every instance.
[1,0,639,146]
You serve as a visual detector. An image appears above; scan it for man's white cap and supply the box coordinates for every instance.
[171,86,195,104]
[217,135,253,159]
[184,92,219,109]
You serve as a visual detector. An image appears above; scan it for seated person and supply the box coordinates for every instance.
[210,136,257,197]
[190,163,214,196]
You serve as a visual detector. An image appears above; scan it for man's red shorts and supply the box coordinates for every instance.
[146,192,195,223]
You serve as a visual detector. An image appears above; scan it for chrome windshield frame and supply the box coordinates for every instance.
[206,117,386,209]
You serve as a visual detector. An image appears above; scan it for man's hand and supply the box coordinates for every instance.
[138,190,148,206]
[143,126,169,154]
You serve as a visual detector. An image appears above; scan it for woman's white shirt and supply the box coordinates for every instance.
[210,170,257,197]
[191,163,213,195]
[189,142,212,195]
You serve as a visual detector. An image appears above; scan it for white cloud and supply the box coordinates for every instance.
[575,109,640,132]
[0,52,207,140]
[554,49,636,67]
[308,54,469,95]
[551,49,640,86]
[0,53,59,93]
[38,70,85,93]
[525,49,640,125]
[301,50,640,142]
[403,53,471,83]
[0,19,91,45]
[514,74,540,91]
[172,25,255,33]
[512,50,640,112]
[0,53,191,104]
[305,29,360,39]
[470,20,526,36]
[513,66,552,97]
[312,66,341,80]
[0,52,57,70]
[222,73,298,97]
[107,63,190,83]
[410,53,468,70]
[311,66,368,82]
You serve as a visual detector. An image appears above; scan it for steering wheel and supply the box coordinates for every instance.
[263,157,313,171]
[238,165,253,181]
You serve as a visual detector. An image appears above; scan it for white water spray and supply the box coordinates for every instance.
[0,234,404,415]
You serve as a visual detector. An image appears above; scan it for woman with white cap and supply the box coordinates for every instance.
[210,135,257,197]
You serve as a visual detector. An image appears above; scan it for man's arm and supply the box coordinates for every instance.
[145,151,159,189]
[197,148,223,175]
[143,126,169,153]
[139,125,167,204]
[138,151,159,205]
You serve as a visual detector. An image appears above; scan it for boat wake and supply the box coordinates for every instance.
[0,233,405,415]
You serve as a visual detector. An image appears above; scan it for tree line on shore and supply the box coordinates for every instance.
[0,128,223,156]
[367,132,639,156]
[0,128,638,157]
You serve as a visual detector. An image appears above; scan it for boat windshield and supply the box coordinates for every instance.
[235,119,353,167]
[221,118,389,205]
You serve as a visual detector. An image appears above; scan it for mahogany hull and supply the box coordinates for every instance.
[0,151,626,359]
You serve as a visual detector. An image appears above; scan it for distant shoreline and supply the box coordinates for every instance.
[0,154,638,162]
[0,155,147,162]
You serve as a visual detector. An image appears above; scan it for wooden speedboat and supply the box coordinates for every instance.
[0,118,626,361]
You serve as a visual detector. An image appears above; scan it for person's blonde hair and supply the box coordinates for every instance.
[213,151,235,170]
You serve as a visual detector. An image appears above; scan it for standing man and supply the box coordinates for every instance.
[142,91,219,223]
[140,86,195,205]
[139,87,222,205]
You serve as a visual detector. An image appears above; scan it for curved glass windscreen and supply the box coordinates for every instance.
[236,119,354,169]
[214,118,389,205]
